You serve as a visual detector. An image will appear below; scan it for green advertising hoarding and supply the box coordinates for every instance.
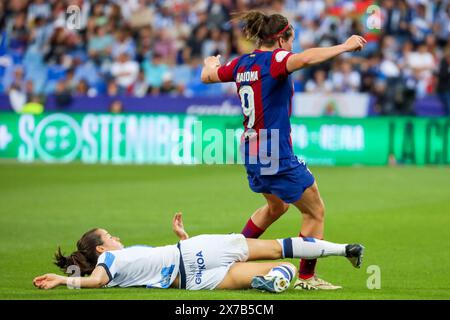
[0,113,448,165]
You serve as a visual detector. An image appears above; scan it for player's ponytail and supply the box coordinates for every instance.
[232,11,293,48]
[54,228,103,276]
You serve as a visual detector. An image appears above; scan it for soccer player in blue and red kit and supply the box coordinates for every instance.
[201,11,366,290]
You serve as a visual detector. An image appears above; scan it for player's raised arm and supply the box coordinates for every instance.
[201,55,222,83]
[286,35,367,73]
[33,266,109,290]
[172,212,189,240]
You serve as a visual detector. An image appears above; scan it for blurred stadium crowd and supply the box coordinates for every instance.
[1,0,449,115]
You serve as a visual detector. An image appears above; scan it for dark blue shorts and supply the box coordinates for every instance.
[245,155,315,204]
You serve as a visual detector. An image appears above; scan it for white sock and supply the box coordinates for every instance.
[277,237,347,259]
[266,263,295,282]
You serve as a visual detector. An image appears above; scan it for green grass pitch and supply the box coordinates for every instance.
[0,163,449,300]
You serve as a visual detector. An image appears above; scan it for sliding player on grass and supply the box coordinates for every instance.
[33,213,364,292]
[201,11,367,290]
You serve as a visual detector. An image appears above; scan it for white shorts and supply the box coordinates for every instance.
[178,234,249,290]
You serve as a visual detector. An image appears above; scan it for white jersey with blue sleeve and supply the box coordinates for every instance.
[96,245,180,288]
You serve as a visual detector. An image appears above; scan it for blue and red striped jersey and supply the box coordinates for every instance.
[218,48,295,160]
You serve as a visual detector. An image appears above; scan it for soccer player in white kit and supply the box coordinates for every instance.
[33,213,364,293]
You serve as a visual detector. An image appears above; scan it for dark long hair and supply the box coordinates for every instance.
[232,11,293,48]
[54,228,103,276]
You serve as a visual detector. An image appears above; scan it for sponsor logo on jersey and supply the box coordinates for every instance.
[275,50,289,62]
[159,265,175,288]
[195,251,206,284]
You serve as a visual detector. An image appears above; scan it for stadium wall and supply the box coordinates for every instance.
[0,93,447,116]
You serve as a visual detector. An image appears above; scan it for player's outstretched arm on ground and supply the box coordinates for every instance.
[33,266,109,290]
[172,212,189,240]
[286,35,367,72]
[200,55,222,83]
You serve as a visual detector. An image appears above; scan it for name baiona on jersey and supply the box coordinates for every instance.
[236,71,259,83]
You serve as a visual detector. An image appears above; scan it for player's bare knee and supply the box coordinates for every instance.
[276,203,289,215]
[312,198,325,221]
[315,205,325,223]
[268,203,288,219]
[303,205,324,223]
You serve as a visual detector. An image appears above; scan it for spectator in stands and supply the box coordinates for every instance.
[44,26,68,64]
[45,53,68,94]
[169,13,191,64]
[88,2,108,29]
[136,26,153,62]
[331,60,361,93]
[88,25,114,66]
[359,55,377,94]
[382,0,413,41]
[107,80,119,97]
[171,57,194,96]
[110,52,139,95]
[74,79,90,97]
[73,57,102,94]
[21,94,44,114]
[0,3,5,31]
[11,78,44,114]
[437,45,450,116]
[142,53,169,95]
[153,28,177,66]
[378,52,402,115]
[111,28,136,60]
[202,27,227,58]
[27,16,52,52]
[8,81,27,113]
[106,3,123,31]
[206,0,230,30]
[184,23,209,61]
[294,0,325,23]
[0,0,449,113]
[117,0,139,22]
[406,42,435,98]
[54,79,72,109]
[434,1,450,47]
[153,2,174,30]
[7,11,28,58]
[128,0,154,30]
[64,68,77,92]
[317,21,339,49]
[109,99,123,114]
[132,70,149,97]
[305,69,333,93]
[380,35,400,62]
[298,19,319,51]
[397,40,418,116]
[160,72,176,95]
[4,65,26,93]
[409,3,432,45]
